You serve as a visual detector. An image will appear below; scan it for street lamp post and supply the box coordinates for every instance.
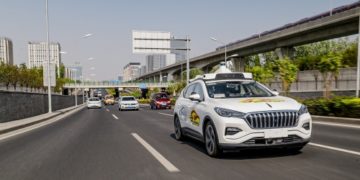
[186,35,190,84]
[210,37,227,67]
[73,69,78,107]
[357,15,360,97]
[45,0,52,113]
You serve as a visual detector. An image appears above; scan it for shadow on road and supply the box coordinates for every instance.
[170,133,302,160]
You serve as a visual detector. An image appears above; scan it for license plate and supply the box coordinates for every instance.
[264,129,288,138]
[161,102,166,105]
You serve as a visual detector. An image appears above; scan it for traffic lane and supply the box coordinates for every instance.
[113,106,360,180]
[0,107,179,180]
[312,123,360,152]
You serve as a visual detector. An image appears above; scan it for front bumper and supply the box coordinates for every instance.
[214,113,312,148]
[120,105,139,109]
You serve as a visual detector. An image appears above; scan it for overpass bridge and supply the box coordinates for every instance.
[63,82,170,89]
[136,1,360,82]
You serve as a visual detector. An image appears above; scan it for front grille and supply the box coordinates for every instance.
[245,111,299,129]
[244,135,303,145]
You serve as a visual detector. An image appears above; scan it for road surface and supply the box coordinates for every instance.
[0,105,359,180]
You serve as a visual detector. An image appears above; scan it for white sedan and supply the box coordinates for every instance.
[87,97,102,109]
[119,96,139,111]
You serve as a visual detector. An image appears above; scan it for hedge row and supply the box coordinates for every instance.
[302,97,360,118]
[137,98,176,105]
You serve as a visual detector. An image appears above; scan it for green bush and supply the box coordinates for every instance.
[137,99,150,104]
[302,97,360,118]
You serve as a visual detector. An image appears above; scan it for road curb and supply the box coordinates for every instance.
[0,105,85,135]
[312,115,360,125]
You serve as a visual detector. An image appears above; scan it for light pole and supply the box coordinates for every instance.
[73,69,78,107]
[210,37,227,67]
[45,0,52,113]
[186,35,190,84]
[357,14,360,97]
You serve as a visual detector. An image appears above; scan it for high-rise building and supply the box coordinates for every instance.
[66,64,82,80]
[170,38,187,62]
[28,42,61,75]
[0,37,14,65]
[123,62,141,82]
[146,54,175,73]
[140,65,147,76]
[117,75,123,83]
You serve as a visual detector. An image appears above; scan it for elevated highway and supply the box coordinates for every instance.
[136,1,360,82]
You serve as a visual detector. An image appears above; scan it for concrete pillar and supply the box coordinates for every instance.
[233,57,245,72]
[159,72,163,83]
[275,47,295,59]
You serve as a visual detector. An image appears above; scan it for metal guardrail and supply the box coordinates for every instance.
[63,82,170,88]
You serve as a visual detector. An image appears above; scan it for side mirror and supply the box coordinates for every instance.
[272,89,279,96]
[189,93,201,102]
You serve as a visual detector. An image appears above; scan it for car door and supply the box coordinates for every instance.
[177,84,196,129]
[186,83,206,135]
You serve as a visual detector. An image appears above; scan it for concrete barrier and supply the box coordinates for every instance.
[0,91,84,123]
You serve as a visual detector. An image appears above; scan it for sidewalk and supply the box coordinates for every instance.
[0,105,85,135]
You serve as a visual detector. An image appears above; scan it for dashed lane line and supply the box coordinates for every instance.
[112,114,119,120]
[131,133,180,173]
[309,142,360,156]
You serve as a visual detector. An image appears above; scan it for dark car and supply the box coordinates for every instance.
[150,93,171,110]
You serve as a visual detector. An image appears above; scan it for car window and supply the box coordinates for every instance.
[89,98,100,101]
[193,83,204,100]
[184,84,196,99]
[122,97,135,101]
[206,81,273,98]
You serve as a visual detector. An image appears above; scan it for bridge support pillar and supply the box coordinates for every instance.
[233,57,245,72]
[275,47,295,59]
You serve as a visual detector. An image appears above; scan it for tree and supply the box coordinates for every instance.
[276,58,298,95]
[248,65,274,84]
[181,68,204,80]
[317,52,342,98]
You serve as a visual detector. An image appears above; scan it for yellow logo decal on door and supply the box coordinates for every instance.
[190,110,200,126]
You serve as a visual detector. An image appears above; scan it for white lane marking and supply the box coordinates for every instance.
[106,109,110,112]
[309,143,360,156]
[112,114,119,120]
[158,112,173,117]
[313,121,360,129]
[0,107,84,141]
[131,133,180,172]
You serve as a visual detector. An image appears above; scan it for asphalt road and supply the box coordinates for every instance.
[0,105,359,180]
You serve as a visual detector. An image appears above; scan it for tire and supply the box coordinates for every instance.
[119,108,122,111]
[204,121,221,157]
[174,116,184,141]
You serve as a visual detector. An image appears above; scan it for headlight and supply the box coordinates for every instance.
[298,104,308,115]
[214,107,246,118]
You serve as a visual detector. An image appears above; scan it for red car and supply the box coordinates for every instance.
[150,93,171,110]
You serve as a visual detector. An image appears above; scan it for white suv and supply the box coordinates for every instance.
[173,72,311,157]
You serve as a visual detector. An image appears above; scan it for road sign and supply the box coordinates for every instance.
[43,62,56,87]
[132,30,171,54]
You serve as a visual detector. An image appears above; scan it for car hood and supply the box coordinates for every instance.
[209,96,301,113]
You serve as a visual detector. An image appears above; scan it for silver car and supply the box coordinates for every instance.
[87,97,102,109]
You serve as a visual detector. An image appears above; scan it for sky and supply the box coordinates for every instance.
[0,0,357,80]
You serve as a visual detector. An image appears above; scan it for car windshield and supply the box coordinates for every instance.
[89,98,100,101]
[206,81,274,98]
[122,97,135,101]
[155,94,168,99]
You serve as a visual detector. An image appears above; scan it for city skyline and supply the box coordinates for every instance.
[0,0,357,80]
